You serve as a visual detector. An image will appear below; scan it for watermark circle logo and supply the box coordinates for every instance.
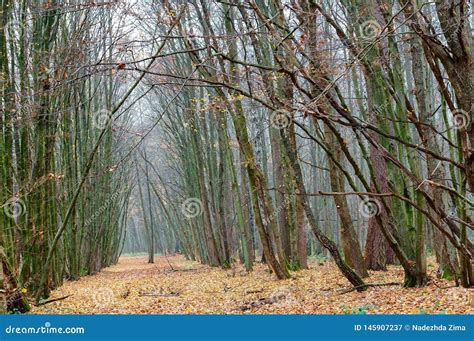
[452,109,471,130]
[269,286,297,307]
[359,20,381,40]
[92,288,115,307]
[3,197,26,219]
[91,109,112,130]
[0,71,7,92]
[4,18,24,38]
[359,197,381,218]
[270,109,291,130]
[181,198,203,218]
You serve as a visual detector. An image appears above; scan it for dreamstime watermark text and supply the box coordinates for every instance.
[4,321,85,335]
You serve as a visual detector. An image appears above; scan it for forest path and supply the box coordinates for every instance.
[32,256,472,314]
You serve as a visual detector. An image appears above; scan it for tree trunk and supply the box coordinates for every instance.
[281,130,366,289]
[269,126,291,259]
[324,124,368,277]
[0,247,30,313]
[231,111,290,279]
[190,112,221,267]
[0,248,6,314]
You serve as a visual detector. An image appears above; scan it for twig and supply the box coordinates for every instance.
[246,289,264,294]
[139,292,180,297]
[164,268,199,273]
[432,282,458,289]
[337,282,400,295]
[163,254,175,271]
[35,295,72,306]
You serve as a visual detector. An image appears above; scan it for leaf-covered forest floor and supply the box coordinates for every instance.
[32,256,473,314]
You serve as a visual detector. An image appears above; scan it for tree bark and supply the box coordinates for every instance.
[190,111,221,267]
[269,126,291,259]
[281,130,366,289]
[0,247,6,314]
[324,124,368,277]
[231,112,290,279]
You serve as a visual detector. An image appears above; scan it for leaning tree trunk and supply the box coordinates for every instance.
[269,126,291,260]
[0,248,6,314]
[231,111,290,279]
[409,33,453,283]
[280,130,366,289]
[296,0,364,274]
[287,118,308,269]
[323,124,368,278]
[0,247,30,313]
[189,111,221,267]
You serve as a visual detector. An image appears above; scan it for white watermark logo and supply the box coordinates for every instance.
[359,197,381,218]
[91,109,113,130]
[5,322,85,335]
[268,286,297,307]
[452,109,471,130]
[181,198,203,218]
[359,20,381,40]
[3,197,26,219]
[92,288,115,307]
[270,110,291,130]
